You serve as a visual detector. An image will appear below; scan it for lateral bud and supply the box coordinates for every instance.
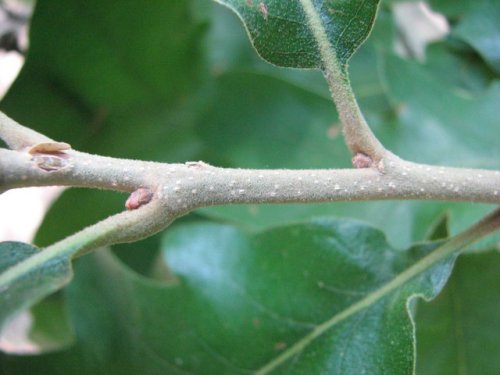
[28,142,71,154]
[29,141,72,172]
[125,188,154,210]
[352,152,373,169]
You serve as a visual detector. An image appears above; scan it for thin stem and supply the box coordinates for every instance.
[298,0,386,161]
[50,197,176,258]
[2,148,499,205]
[0,195,175,292]
[0,112,54,150]
[0,148,151,193]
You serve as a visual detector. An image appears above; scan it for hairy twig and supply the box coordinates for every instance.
[299,0,386,162]
[3,108,498,325]
[1,146,500,206]
[0,112,53,150]
[1,52,499,258]
[1,112,499,216]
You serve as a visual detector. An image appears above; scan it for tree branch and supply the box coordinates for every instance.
[1,143,499,207]
[1,111,499,259]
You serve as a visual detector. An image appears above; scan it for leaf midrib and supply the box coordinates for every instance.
[254,222,492,374]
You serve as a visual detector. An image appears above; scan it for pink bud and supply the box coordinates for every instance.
[125,188,153,210]
[352,153,373,169]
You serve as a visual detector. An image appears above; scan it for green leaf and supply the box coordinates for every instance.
[416,250,500,375]
[28,294,74,352]
[425,213,450,241]
[453,2,500,74]
[429,0,487,20]
[428,1,500,75]
[425,39,498,95]
[34,189,124,247]
[379,53,500,168]
[0,242,72,330]
[195,71,343,169]
[214,0,380,68]
[1,219,469,373]
[1,202,146,332]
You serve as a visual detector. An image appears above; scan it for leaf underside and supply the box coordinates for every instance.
[0,242,72,329]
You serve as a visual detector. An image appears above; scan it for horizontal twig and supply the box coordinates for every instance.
[1,148,499,209]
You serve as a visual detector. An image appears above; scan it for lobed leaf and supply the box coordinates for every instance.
[1,219,461,373]
[416,250,500,375]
